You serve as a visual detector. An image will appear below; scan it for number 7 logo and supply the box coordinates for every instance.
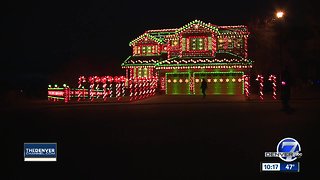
[277,137,301,162]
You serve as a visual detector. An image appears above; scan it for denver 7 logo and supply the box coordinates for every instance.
[277,138,302,162]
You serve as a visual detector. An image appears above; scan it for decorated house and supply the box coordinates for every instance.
[122,20,253,95]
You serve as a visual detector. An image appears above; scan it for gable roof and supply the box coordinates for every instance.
[129,33,166,46]
[146,29,177,39]
[218,25,249,37]
[175,19,220,35]
[128,20,249,47]
[155,52,252,67]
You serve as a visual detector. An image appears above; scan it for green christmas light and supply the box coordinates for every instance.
[122,19,252,96]
[165,72,191,95]
[47,96,65,100]
[193,72,244,95]
[129,33,165,46]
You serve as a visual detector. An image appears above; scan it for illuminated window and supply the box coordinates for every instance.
[133,46,137,55]
[235,39,243,48]
[142,46,155,55]
[142,46,147,54]
[189,38,205,50]
[218,38,224,50]
[228,42,234,49]
[134,46,140,55]
[171,40,179,47]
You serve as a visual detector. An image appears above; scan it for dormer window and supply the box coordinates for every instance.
[133,45,156,56]
[141,45,157,55]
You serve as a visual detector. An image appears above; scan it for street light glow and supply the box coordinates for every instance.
[276,11,284,18]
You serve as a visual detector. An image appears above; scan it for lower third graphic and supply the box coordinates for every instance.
[24,143,57,162]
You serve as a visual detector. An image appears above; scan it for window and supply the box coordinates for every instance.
[142,46,147,54]
[189,38,205,50]
[217,38,235,50]
[137,46,141,54]
[171,40,179,47]
[133,46,139,55]
[234,39,243,48]
[218,38,224,50]
[141,45,157,55]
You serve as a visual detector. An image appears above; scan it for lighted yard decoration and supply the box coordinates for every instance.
[48,76,157,103]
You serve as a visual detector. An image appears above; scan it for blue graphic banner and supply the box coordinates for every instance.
[24,143,57,161]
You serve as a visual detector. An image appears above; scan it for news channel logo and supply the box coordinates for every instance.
[265,137,302,162]
[24,143,57,162]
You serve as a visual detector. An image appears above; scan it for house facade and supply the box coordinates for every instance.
[122,20,253,95]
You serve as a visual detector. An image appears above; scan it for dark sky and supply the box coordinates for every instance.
[1,0,315,84]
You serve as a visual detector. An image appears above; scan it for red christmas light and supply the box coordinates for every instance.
[268,75,277,100]
[243,75,250,98]
[89,76,95,101]
[256,75,264,100]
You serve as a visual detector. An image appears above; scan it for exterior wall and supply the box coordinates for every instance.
[158,68,251,95]
[216,36,247,57]
[178,27,217,58]
[129,67,154,79]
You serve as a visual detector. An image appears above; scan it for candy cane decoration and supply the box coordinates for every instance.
[243,75,250,98]
[94,76,101,99]
[268,75,277,100]
[114,76,120,101]
[77,76,82,101]
[77,76,85,101]
[146,78,150,98]
[134,78,139,100]
[142,77,146,99]
[107,76,113,98]
[129,78,134,101]
[256,75,264,100]
[101,76,108,101]
[150,77,155,96]
[115,76,125,101]
[66,86,70,103]
[139,77,143,99]
[120,76,126,99]
[89,76,95,101]
[63,84,68,103]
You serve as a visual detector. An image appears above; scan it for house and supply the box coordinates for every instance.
[122,20,252,95]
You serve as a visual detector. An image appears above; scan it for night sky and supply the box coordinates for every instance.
[1,0,318,96]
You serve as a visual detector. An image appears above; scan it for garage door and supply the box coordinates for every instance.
[166,73,191,95]
[193,72,243,95]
